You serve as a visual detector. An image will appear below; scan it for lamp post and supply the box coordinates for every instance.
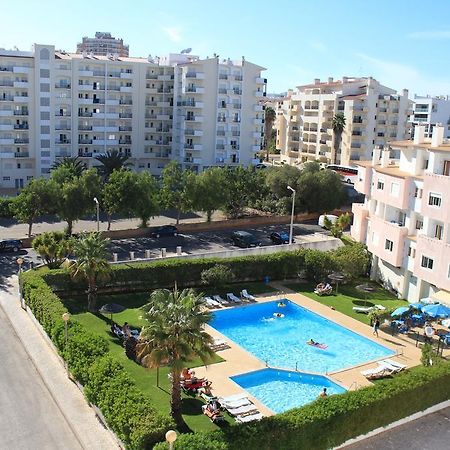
[287,185,296,246]
[62,312,70,375]
[165,430,177,450]
[17,257,25,309]
[93,197,100,232]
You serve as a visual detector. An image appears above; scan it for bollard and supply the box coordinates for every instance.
[176,246,182,255]
[113,253,118,262]
[145,249,151,259]
[129,251,135,260]
[161,248,166,258]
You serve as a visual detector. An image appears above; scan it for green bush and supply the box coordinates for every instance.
[0,196,15,218]
[303,249,335,281]
[201,264,234,288]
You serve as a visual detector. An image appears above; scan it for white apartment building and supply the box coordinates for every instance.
[410,94,450,139]
[77,32,129,57]
[0,45,266,192]
[275,77,411,166]
[351,124,450,303]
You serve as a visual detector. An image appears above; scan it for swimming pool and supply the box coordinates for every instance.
[211,300,394,373]
[231,368,346,413]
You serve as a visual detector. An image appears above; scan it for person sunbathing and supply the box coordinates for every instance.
[203,398,223,422]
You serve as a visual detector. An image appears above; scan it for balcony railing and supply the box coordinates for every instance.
[14,110,28,116]
[14,124,29,129]
[14,138,29,144]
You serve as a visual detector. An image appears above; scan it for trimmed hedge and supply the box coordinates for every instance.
[20,271,174,449]
[154,362,450,450]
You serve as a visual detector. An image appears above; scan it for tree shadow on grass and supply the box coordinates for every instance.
[352,300,375,307]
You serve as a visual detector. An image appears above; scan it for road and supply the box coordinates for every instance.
[0,306,82,450]
[343,407,450,450]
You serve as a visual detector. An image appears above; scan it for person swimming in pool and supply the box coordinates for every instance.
[277,302,286,307]
[308,338,317,345]
[274,312,284,318]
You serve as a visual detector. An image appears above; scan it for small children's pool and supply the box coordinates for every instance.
[211,300,394,373]
[231,368,346,413]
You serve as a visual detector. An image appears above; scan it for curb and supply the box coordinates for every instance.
[336,399,450,448]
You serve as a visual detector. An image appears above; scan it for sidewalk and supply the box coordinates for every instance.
[0,276,119,450]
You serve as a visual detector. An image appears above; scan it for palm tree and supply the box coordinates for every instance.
[51,156,86,177]
[331,113,346,164]
[69,232,111,312]
[95,150,132,180]
[137,288,214,427]
[264,106,277,161]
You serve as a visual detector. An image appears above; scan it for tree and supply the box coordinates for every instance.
[201,264,234,288]
[160,161,195,224]
[332,113,346,164]
[94,149,132,181]
[32,231,74,269]
[191,167,225,222]
[69,232,111,312]
[137,288,214,426]
[12,178,58,236]
[133,172,160,227]
[51,156,86,178]
[324,212,351,238]
[333,242,370,279]
[265,165,301,199]
[264,107,276,161]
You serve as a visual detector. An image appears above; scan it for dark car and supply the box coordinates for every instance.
[231,231,261,248]
[0,239,22,252]
[269,231,293,245]
[151,225,178,238]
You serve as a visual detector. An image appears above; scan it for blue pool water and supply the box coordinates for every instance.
[232,368,346,413]
[211,300,394,373]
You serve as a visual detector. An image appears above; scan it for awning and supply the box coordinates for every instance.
[432,290,450,305]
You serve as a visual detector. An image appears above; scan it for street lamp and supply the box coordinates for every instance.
[287,185,296,246]
[17,257,25,309]
[165,430,177,450]
[93,197,100,232]
[62,312,71,375]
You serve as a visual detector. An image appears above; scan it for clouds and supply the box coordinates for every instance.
[162,26,182,43]
[407,30,450,40]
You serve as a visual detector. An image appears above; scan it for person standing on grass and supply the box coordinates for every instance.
[373,318,380,337]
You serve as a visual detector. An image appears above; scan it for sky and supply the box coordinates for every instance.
[1,0,450,98]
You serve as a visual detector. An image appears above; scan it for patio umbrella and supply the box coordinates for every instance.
[410,302,423,310]
[328,272,345,294]
[420,297,436,305]
[356,283,375,307]
[99,303,126,321]
[422,304,450,319]
[391,306,410,317]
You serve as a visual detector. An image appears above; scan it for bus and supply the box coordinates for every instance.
[326,164,358,184]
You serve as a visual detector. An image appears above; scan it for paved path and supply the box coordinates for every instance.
[343,406,450,450]
[0,277,119,450]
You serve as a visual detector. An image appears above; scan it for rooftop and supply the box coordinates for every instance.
[389,139,450,153]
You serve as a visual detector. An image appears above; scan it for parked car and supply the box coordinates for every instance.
[269,231,294,245]
[231,231,261,248]
[318,214,339,228]
[151,225,178,238]
[0,239,22,252]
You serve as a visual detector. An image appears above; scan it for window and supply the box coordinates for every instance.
[408,246,416,258]
[377,180,384,190]
[385,239,394,251]
[415,219,423,230]
[3,176,10,181]
[414,187,422,198]
[40,97,50,107]
[435,224,444,240]
[421,256,434,270]
[428,193,442,207]
[390,182,399,197]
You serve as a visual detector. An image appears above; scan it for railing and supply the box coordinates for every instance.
[14,124,29,129]
[14,138,29,144]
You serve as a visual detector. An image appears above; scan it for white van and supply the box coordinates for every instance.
[318,214,338,228]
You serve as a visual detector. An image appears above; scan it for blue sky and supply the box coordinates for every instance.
[1,0,449,97]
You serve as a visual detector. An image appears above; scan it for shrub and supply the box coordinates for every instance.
[332,243,369,279]
[303,249,335,281]
[201,264,234,288]
[0,196,15,218]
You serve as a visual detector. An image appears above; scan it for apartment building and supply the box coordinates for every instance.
[275,77,411,166]
[410,94,450,139]
[76,32,129,57]
[351,124,450,303]
[0,45,266,191]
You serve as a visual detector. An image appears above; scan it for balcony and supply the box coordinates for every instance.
[185,86,204,94]
[421,173,450,223]
[93,71,106,77]
[185,115,203,122]
[79,70,94,77]
[0,124,13,130]
[78,112,92,117]
[54,124,70,131]
[13,110,28,116]
[254,91,264,97]
[185,129,203,137]
[120,86,133,93]
[119,113,132,119]
[56,83,71,89]
[14,138,29,144]
[14,152,30,158]
[350,203,369,243]
[78,84,93,91]
[0,152,14,158]
[120,72,133,79]
[186,72,205,79]
[0,138,14,145]
[119,139,132,145]
[255,77,266,84]
[78,125,93,131]
[55,139,71,145]
[119,126,132,132]
[119,99,132,105]
[0,96,14,102]
[78,152,93,157]
[13,66,31,74]
[55,150,72,158]
[13,81,28,88]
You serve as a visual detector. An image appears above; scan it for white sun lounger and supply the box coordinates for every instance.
[204,296,221,308]
[383,359,407,370]
[380,360,404,373]
[361,363,392,378]
[352,306,374,314]
[227,292,241,303]
[222,398,252,409]
[375,304,386,311]
[241,289,256,301]
[235,412,264,423]
[213,295,228,305]
[227,404,258,416]
[210,338,230,351]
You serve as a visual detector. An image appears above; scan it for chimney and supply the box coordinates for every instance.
[413,124,426,144]
[431,123,444,147]
[380,149,390,168]
[328,77,333,83]
[314,78,320,85]
[372,146,382,165]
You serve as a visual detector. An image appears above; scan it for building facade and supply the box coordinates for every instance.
[275,77,411,166]
[76,32,129,57]
[0,45,266,192]
[410,94,450,139]
[351,124,450,302]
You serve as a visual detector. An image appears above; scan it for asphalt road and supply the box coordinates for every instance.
[0,306,82,450]
[343,407,450,450]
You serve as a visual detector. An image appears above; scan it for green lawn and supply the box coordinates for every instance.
[63,281,274,432]
[284,280,408,325]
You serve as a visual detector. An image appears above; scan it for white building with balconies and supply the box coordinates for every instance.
[410,94,450,139]
[351,124,450,303]
[0,45,266,192]
[275,77,411,166]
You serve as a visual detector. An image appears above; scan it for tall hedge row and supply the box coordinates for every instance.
[154,363,450,450]
[20,271,174,449]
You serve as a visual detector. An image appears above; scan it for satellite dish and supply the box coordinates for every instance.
[180,48,192,54]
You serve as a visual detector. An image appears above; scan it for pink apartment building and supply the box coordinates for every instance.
[351,124,450,303]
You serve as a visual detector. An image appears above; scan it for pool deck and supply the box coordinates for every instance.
[194,284,423,417]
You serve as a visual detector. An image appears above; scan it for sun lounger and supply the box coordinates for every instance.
[209,338,230,351]
[235,412,264,423]
[352,306,374,314]
[241,289,256,301]
[222,398,252,409]
[204,296,221,308]
[220,393,248,403]
[361,364,392,380]
[382,359,407,370]
[226,404,259,416]
[227,292,241,303]
[375,304,386,311]
[213,295,228,305]
[380,361,404,373]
